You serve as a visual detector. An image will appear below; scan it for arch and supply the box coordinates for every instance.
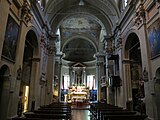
[0,64,10,76]
[56,13,108,37]
[49,7,112,35]
[19,28,40,112]
[0,65,10,120]
[124,32,140,59]
[124,32,146,113]
[155,67,160,81]
[61,35,98,52]
[25,26,40,58]
[62,37,97,62]
[154,67,160,119]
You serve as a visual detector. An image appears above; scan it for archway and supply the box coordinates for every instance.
[154,67,160,119]
[125,33,145,113]
[19,30,38,113]
[0,65,10,120]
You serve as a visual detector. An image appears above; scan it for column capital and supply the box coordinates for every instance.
[115,30,122,50]
[95,52,105,57]
[48,34,59,43]
[103,35,113,43]
[134,3,146,28]
[21,0,32,25]
[47,34,58,55]
[47,45,56,55]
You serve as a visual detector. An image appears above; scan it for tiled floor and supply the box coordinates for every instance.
[71,110,90,120]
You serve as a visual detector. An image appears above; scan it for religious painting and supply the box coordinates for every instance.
[2,15,20,61]
[148,18,160,59]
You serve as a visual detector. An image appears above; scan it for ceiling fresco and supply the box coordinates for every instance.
[60,15,101,39]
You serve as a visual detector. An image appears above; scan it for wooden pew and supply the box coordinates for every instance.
[99,111,137,120]
[23,112,69,119]
[102,114,148,120]
[12,102,71,120]
[89,102,147,120]
[96,108,129,120]
[90,102,123,119]
[33,109,70,114]
[13,118,66,120]
[33,109,71,118]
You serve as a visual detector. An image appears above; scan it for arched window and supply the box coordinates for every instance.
[122,0,128,9]
[37,0,45,11]
[124,0,128,7]
[63,75,70,89]
[120,0,128,12]
[87,75,95,90]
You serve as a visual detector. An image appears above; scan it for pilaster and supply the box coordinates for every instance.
[134,2,155,119]
[45,34,57,104]
[95,52,105,101]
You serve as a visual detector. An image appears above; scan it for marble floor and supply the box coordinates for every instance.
[71,110,90,120]
[70,102,91,120]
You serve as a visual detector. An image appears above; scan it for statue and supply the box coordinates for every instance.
[17,66,22,80]
[143,67,148,82]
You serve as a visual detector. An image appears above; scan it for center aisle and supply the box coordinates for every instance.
[71,102,90,120]
[71,110,90,120]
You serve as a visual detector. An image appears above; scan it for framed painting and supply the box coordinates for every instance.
[148,18,160,59]
[2,15,19,61]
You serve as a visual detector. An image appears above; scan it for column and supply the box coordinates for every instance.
[95,53,105,101]
[134,2,154,119]
[95,62,100,101]
[73,70,76,85]
[45,34,57,105]
[104,35,115,104]
[83,68,86,85]
[29,58,40,110]
[122,60,132,102]
[69,68,72,86]
[58,60,62,102]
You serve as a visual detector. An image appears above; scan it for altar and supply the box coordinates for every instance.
[67,86,89,103]
[71,91,87,102]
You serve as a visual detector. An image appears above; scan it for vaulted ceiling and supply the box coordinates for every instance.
[44,0,120,65]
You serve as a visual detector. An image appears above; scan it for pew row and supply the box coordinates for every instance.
[90,102,148,120]
[12,102,71,120]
